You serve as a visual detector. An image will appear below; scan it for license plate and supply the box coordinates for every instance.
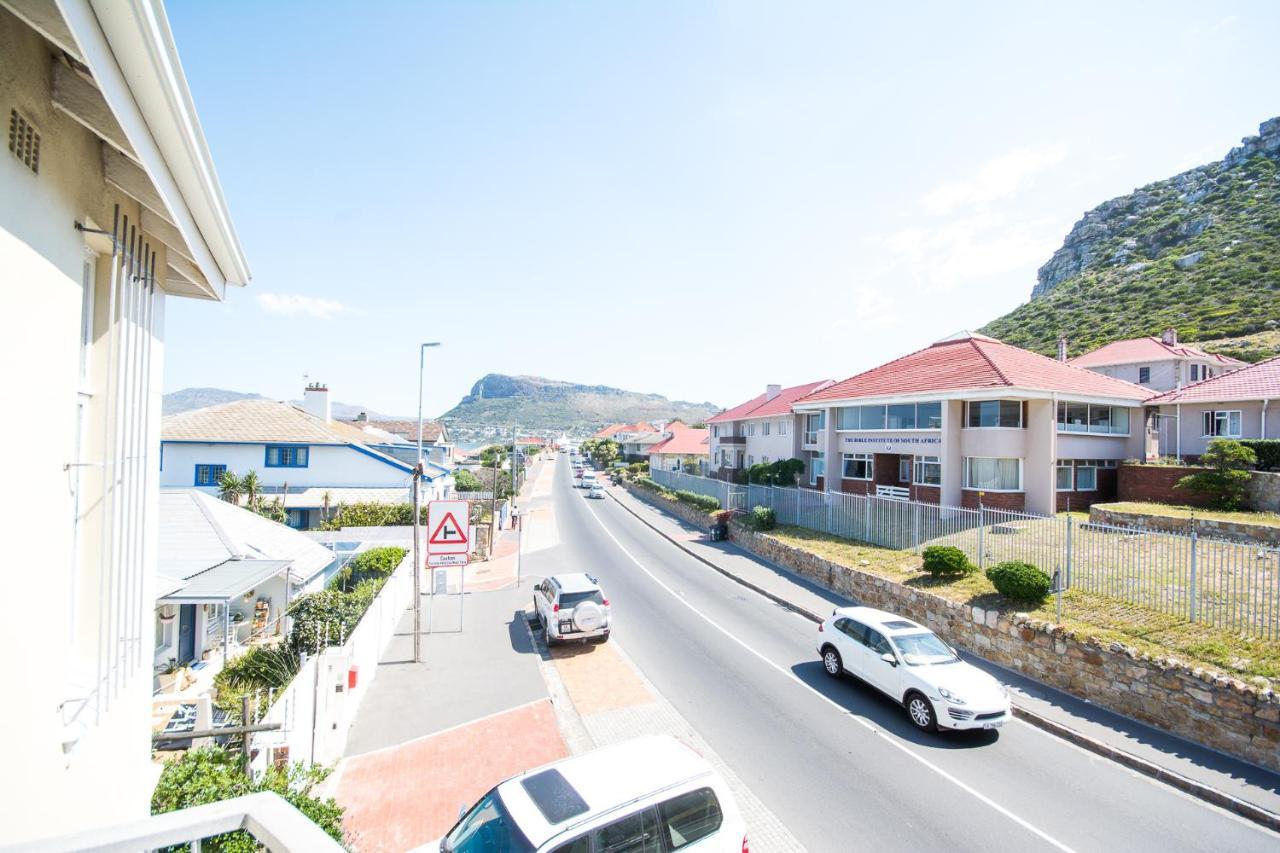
[559,621,574,633]
[983,720,1005,729]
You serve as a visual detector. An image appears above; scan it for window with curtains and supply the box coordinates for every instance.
[265,444,309,467]
[963,457,1021,491]
[1202,410,1242,438]
[1075,463,1097,491]
[913,455,941,485]
[965,400,1022,428]
[1056,460,1073,491]
[842,453,872,480]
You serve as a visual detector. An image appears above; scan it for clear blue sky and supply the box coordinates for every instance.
[164,1,1280,419]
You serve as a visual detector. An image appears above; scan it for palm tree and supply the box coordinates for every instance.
[242,470,262,509]
[321,490,332,525]
[217,470,244,505]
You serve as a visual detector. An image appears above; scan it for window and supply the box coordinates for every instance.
[842,453,872,480]
[913,455,941,486]
[762,455,769,465]
[442,790,534,853]
[711,425,720,437]
[805,413,824,445]
[1202,410,1242,438]
[194,464,227,486]
[762,421,770,436]
[837,618,867,643]
[747,455,754,467]
[265,444,309,467]
[917,401,942,429]
[1138,366,1151,385]
[837,401,941,430]
[811,453,825,485]
[966,400,1022,428]
[779,419,788,436]
[155,613,172,651]
[594,807,662,853]
[747,422,755,436]
[658,788,722,850]
[1056,460,1073,491]
[898,457,911,483]
[1057,403,1129,435]
[887,404,916,430]
[863,628,892,655]
[286,509,306,529]
[1191,364,1205,382]
[1075,463,1097,491]
[963,457,1021,491]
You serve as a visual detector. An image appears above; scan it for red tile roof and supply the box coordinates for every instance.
[798,332,1151,405]
[1147,356,1280,403]
[707,380,833,423]
[1069,336,1245,368]
[592,422,657,439]
[649,425,710,456]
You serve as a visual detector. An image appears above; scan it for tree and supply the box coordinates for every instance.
[241,470,262,509]
[593,439,619,468]
[1176,438,1256,510]
[454,469,483,492]
[252,497,288,525]
[217,470,244,505]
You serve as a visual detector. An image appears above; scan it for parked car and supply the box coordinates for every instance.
[534,573,611,644]
[435,735,748,852]
[816,605,1010,732]
[587,483,606,499]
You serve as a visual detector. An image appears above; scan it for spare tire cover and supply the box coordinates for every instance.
[573,601,603,632]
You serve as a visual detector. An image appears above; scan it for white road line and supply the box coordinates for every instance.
[582,500,1079,853]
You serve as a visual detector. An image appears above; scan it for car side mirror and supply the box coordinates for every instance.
[880,651,898,667]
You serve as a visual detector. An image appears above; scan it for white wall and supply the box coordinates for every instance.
[160,442,413,489]
[1157,400,1275,457]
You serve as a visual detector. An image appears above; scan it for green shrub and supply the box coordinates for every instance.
[674,489,720,512]
[152,747,344,851]
[212,644,300,716]
[1177,438,1256,509]
[745,505,776,531]
[1240,440,1280,471]
[921,545,974,577]
[288,589,369,655]
[454,469,484,491]
[320,501,423,530]
[986,561,1052,602]
[332,546,407,592]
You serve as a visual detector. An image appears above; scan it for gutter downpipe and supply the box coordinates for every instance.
[1263,399,1269,440]
[1176,403,1182,463]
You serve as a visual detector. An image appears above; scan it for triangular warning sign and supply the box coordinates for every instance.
[429,512,468,545]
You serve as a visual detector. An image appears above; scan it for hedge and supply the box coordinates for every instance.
[921,545,974,577]
[1240,440,1280,471]
[985,560,1052,602]
[320,501,424,530]
[674,489,720,512]
[331,546,406,592]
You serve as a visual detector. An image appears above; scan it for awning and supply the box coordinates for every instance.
[160,559,294,603]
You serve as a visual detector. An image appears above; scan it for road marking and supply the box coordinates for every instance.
[582,500,1079,853]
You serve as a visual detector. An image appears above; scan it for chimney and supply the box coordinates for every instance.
[1056,338,1068,363]
[303,382,331,421]
[765,384,782,400]
[1161,327,1178,346]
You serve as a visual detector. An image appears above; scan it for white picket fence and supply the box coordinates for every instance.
[249,547,416,772]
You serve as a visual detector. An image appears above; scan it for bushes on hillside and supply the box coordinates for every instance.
[1240,440,1280,471]
[152,747,343,851]
[674,489,720,512]
[986,561,1052,602]
[921,545,974,577]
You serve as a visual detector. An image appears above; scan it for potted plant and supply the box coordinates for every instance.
[156,658,181,693]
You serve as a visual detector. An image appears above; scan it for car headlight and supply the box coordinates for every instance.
[937,687,967,705]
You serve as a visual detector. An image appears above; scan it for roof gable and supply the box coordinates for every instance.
[1069,337,1246,368]
[1147,355,1280,404]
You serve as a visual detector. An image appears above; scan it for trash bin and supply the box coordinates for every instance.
[709,524,727,542]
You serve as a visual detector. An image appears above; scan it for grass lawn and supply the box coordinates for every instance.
[1097,501,1280,528]
[764,524,1280,682]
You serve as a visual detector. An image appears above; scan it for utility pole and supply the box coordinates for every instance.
[414,341,440,665]
[490,446,499,549]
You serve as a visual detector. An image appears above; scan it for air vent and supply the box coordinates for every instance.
[8,109,40,174]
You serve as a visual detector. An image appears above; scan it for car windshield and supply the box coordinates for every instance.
[891,632,959,666]
[559,590,605,607]
[443,789,534,853]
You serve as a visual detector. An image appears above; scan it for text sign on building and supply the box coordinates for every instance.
[428,500,470,556]
[842,435,942,453]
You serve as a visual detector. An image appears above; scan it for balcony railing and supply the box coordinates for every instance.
[719,435,747,445]
[803,430,821,447]
[13,793,344,852]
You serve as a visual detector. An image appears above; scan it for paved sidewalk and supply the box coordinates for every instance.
[608,483,1280,819]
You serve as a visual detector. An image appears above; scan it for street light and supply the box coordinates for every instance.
[413,342,441,664]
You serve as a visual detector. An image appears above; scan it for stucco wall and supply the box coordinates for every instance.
[1155,401,1276,458]
[161,441,412,490]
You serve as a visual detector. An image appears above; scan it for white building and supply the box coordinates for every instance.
[1146,355,1280,458]
[707,380,832,479]
[154,490,338,675]
[1068,328,1244,393]
[161,385,454,529]
[1,0,250,842]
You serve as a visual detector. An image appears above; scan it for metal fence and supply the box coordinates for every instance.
[650,470,1280,639]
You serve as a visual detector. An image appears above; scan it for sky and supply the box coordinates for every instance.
[163,1,1280,419]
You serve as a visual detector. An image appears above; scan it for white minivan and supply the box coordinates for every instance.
[435,736,749,852]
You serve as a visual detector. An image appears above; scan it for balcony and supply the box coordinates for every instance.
[19,793,343,852]
[719,435,747,445]
[803,430,822,448]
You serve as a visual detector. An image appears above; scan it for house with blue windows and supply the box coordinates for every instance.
[161,383,454,528]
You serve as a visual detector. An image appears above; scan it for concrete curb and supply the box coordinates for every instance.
[608,487,1280,834]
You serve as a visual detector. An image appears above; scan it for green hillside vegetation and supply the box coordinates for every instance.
[981,137,1279,359]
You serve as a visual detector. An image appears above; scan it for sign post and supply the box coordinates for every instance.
[427,499,470,633]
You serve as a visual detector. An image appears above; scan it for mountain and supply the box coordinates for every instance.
[440,374,719,433]
[162,387,394,420]
[981,117,1280,362]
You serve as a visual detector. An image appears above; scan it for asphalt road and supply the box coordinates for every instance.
[532,456,1278,853]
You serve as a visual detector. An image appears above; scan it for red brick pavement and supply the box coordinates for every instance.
[334,699,568,852]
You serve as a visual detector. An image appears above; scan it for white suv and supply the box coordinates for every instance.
[435,736,748,852]
[534,573,611,644]
[816,605,1010,732]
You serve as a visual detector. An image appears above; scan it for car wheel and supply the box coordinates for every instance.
[905,691,938,733]
[821,646,843,678]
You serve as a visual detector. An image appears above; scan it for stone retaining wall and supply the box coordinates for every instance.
[726,524,1279,771]
[625,481,716,529]
[1246,471,1280,512]
[1090,506,1280,548]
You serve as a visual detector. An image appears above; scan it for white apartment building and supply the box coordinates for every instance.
[1,0,249,842]
[792,333,1149,515]
[707,380,832,479]
[1068,328,1244,392]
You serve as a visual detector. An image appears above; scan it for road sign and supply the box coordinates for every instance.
[428,500,470,555]
[428,553,468,567]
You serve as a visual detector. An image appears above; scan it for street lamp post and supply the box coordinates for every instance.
[413,342,441,664]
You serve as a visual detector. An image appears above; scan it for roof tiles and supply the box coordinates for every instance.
[1069,336,1245,368]
[1147,356,1280,403]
